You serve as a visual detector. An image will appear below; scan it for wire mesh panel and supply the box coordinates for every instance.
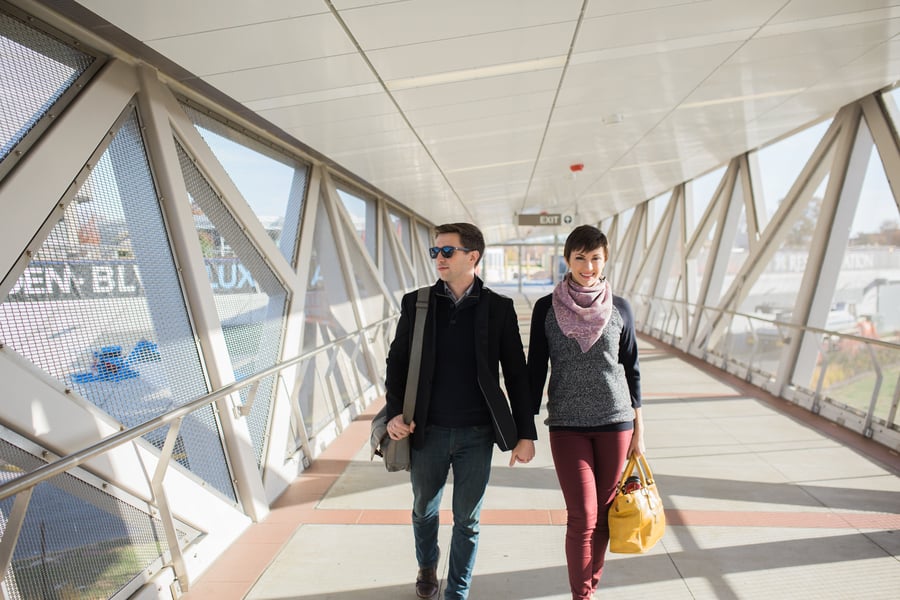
[0,7,95,162]
[180,103,308,267]
[0,436,201,600]
[175,140,289,470]
[0,108,236,502]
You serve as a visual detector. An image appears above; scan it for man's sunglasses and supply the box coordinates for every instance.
[429,246,472,259]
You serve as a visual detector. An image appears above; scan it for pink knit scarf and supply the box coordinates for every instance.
[551,273,613,353]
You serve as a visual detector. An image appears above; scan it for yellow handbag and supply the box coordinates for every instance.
[608,454,666,553]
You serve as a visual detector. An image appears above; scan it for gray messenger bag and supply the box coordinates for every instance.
[370,286,429,472]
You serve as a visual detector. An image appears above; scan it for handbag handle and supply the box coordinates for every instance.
[402,286,430,424]
[617,454,656,490]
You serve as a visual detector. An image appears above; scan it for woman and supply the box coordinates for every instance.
[527,225,644,600]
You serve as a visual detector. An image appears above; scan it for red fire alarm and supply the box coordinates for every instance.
[570,163,584,173]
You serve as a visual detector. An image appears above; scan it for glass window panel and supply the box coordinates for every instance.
[293,353,331,438]
[383,238,405,302]
[481,247,506,285]
[755,119,832,227]
[303,195,357,353]
[635,243,662,299]
[688,166,725,234]
[416,221,434,285]
[0,10,94,160]
[615,207,635,251]
[715,169,832,376]
[729,204,750,293]
[297,193,365,437]
[813,136,900,423]
[337,187,376,261]
[388,209,412,257]
[599,217,613,239]
[662,205,685,301]
[182,104,308,266]
[331,200,388,328]
[0,110,234,501]
[609,212,631,287]
[647,192,668,235]
[333,197,387,394]
[740,175,830,314]
[686,167,726,308]
[881,86,900,138]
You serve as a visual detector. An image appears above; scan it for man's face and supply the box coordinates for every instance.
[432,232,478,285]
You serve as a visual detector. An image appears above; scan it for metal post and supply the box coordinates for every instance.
[862,343,883,438]
[0,489,32,588]
[518,245,523,295]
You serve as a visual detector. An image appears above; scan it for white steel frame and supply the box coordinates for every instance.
[620,99,900,452]
[1,3,899,597]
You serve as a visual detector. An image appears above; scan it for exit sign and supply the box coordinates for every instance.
[518,213,561,226]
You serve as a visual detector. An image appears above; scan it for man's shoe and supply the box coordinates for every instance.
[415,565,439,599]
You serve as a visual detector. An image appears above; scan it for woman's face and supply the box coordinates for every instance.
[565,246,606,287]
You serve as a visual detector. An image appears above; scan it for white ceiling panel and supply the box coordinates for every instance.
[564,43,737,93]
[204,54,377,105]
[427,138,541,170]
[337,0,582,49]
[77,0,326,40]
[769,1,900,27]
[365,22,575,82]
[585,0,709,18]
[392,69,562,112]
[404,91,555,129]
[147,13,355,76]
[415,110,546,146]
[287,111,410,145]
[243,83,385,113]
[255,94,398,130]
[578,0,786,52]
[37,0,900,242]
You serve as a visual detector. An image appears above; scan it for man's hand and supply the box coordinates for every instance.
[509,439,535,466]
[387,414,415,440]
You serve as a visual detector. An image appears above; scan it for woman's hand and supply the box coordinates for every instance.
[628,432,645,458]
[629,407,646,457]
[509,439,535,466]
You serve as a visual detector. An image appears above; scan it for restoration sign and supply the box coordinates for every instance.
[7,258,260,301]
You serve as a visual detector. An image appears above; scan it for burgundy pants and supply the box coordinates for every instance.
[550,429,632,599]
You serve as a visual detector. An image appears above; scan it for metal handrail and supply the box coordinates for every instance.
[634,292,900,436]
[0,312,399,591]
[0,314,398,501]
[633,293,899,351]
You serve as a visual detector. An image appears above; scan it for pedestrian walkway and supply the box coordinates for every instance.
[181,336,900,599]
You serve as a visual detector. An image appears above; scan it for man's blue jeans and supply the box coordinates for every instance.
[411,425,494,600]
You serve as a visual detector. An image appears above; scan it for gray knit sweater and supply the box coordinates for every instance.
[527,294,641,429]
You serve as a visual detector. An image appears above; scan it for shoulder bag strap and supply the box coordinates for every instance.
[402,286,430,424]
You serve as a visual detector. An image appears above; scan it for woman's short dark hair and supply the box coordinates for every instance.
[564,225,609,261]
[434,222,486,265]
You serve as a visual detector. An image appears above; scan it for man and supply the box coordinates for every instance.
[384,222,536,600]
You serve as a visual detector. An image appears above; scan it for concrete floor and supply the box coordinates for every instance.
[182,336,900,600]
